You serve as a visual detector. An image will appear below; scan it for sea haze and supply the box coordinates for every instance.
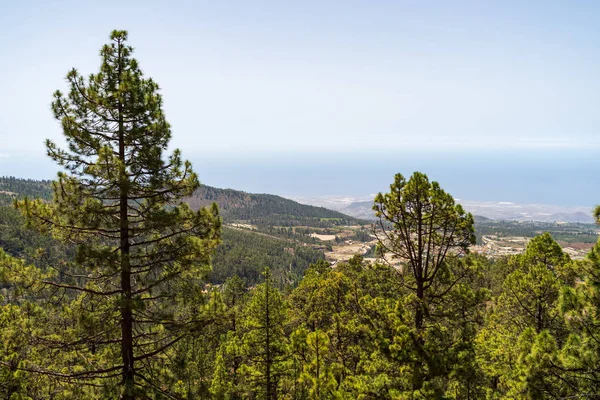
[2,148,598,208]
[190,148,598,208]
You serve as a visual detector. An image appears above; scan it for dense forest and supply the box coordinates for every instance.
[187,185,364,228]
[0,177,362,229]
[2,30,600,400]
[0,177,52,205]
[210,227,323,286]
[0,205,323,286]
[4,212,600,398]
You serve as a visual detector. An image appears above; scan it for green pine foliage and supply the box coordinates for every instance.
[476,233,572,398]
[558,238,600,395]
[3,28,600,399]
[14,30,221,398]
[211,227,324,286]
[373,172,477,393]
[239,268,289,399]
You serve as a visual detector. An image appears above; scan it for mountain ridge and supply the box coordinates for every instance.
[185,185,365,226]
[0,177,364,227]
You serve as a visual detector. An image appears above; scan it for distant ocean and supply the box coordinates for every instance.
[3,148,598,207]
[192,149,599,208]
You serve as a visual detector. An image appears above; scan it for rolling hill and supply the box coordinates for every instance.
[0,176,53,205]
[0,177,367,286]
[186,185,364,227]
[0,176,363,227]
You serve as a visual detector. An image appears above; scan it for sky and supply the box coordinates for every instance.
[1,0,600,203]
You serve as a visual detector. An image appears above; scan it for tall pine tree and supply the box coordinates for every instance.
[18,30,221,398]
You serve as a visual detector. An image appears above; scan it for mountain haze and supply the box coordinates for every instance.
[289,195,596,224]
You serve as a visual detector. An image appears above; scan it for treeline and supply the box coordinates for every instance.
[2,170,599,398]
[0,177,52,205]
[188,185,363,227]
[0,178,362,230]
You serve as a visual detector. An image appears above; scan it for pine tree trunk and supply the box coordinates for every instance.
[316,333,321,398]
[536,299,543,333]
[120,190,134,398]
[413,202,425,391]
[116,37,135,399]
[265,280,272,400]
[413,278,425,391]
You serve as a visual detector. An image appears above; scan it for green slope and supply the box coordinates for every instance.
[187,185,365,227]
[0,177,335,286]
[0,176,52,205]
[210,226,324,286]
[0,177,362,228]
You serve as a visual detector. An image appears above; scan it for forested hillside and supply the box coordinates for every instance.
[0,176,362,227]
[211,227,324,286]
[0,177,52,205]
[0,177,350,288]
[2,30,600,399]
[4,170,600,398]
[0,177,361,288]
[0,204,325,286]
[188,185,364,227]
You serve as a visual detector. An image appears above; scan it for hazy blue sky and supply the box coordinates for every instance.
[1,1,599,204]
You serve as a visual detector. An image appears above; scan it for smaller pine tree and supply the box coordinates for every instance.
[240,268,289,399]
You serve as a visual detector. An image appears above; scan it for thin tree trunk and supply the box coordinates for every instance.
[413,278,425,391]
[536,299,543,333]
[316,333,321,398]
[265,280,272,400]
[116,36,135,399]
[413,195,426,391]
[265,280,275,399]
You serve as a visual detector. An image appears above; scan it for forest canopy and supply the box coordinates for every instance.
[0,30,599,400]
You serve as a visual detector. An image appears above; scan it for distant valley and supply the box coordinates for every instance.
[287,195,597,223]
[2,176,598,277]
